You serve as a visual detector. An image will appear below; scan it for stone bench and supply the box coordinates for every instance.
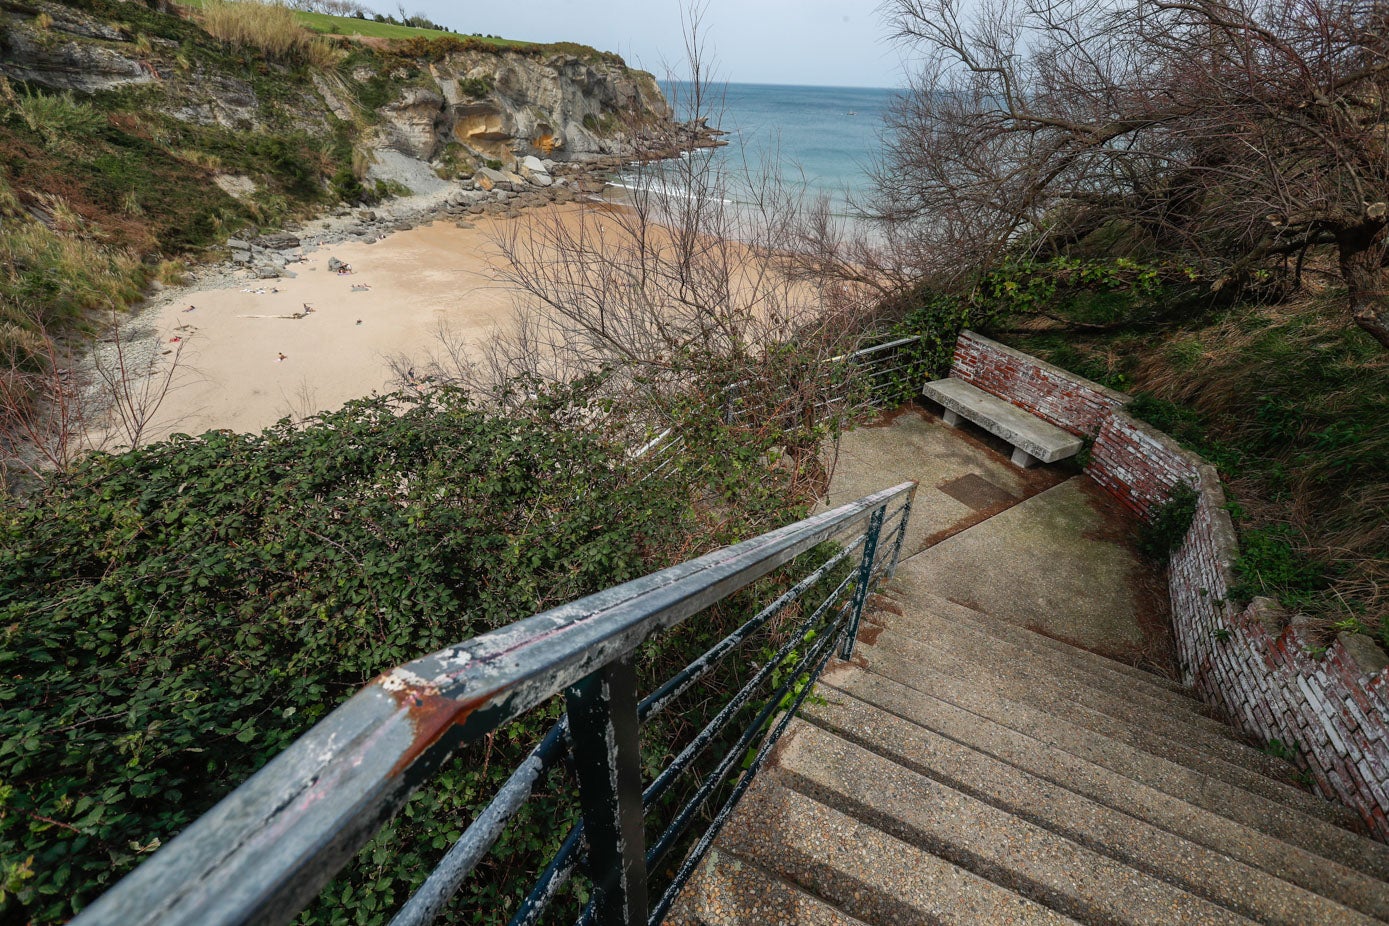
[922,378,1083,468]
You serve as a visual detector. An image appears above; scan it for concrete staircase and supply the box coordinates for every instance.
[671,582,1389,925]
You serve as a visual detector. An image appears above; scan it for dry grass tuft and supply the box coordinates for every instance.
[199,0,314,62]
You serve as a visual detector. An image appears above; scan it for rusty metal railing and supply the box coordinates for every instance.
[72,481,916,926]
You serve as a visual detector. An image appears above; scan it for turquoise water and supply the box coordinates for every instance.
[620,81,901,215]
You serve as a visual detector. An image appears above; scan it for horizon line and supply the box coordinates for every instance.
[661,78,903,92]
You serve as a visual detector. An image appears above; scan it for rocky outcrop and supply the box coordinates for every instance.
[377,50,671,165]
[0,2,154,92]
[379,85,449,160]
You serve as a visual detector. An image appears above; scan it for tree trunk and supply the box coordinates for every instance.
[1337,226,1389,350]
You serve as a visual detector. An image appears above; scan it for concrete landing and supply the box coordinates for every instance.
[823,405,1169,670]
[891,478,1170,666]
[822,406,1064,560]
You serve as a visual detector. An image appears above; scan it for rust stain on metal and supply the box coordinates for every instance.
[382,680,495,777]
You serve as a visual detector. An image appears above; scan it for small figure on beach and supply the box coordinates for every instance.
[303,303,315,314]
[182,305,196,313]
[356,319,363,325]
[169,336,182,343]
[350,283,371,292]
[276,352,287,363]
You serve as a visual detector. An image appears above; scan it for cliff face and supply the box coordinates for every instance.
[0,1,671,173]
[424,50,670,162]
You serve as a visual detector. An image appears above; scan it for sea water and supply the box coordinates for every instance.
[616,81,901,218]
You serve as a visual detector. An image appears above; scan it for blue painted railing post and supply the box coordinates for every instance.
[564,657,648,926]
[883,485,916,583]
[841,504,886,659]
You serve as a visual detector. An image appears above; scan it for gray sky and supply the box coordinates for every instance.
[407,0,906,88]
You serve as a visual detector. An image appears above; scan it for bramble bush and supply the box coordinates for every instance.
[0,381,819,924]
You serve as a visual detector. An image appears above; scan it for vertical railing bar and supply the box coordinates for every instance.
[841,504,887,659]
[882,484,916,584]
[564,658,647,926]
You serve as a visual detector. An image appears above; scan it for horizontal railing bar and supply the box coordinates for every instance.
[643,599,851,873]
[389,721,568,926]
[829,335,920,364]
[642,568,858,810]
[636,536,864,722]
[507,821,584,926]
[645,625,842,926]
[71,482,915,926]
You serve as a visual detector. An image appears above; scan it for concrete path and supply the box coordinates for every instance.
[823,404,1167,666]
[821,406,1064,562]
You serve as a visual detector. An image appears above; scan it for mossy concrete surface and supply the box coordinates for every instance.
[821,405,1064,561]
[890,478,1170,664]
[824,404,1169,666]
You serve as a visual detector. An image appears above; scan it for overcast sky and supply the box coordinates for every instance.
[407,0,906,88]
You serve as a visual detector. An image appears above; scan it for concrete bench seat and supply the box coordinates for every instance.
[922,378,1083,467]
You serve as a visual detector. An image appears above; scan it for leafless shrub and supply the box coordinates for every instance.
[1,315,189,490]
[878,0,1389,346]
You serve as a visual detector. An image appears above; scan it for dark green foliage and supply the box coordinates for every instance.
[882,288,975,384]
[1137,481,1200,562]
[1231,525,1333,613]
[0,386,699,923]
[887,257,1176,392]
[0,379,825,923]
[457,76,493,99]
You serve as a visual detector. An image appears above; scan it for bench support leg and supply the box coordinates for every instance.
[941,409,962,428]
[1011,446,1039,468]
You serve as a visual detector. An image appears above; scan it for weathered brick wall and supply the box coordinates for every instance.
[1165,465,1389,841]
[1085,414,1203,518]
[944,332,1389,841]
[950,330,1128,436]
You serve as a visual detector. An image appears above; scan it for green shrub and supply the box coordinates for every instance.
[9,91,105,152]
[1137,481,1200,562]
[457,76,493,98]
[0,379,822,923]
[1231,525,1331,611]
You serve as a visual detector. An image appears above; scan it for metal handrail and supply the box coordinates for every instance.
[72,481,917,926]
[633,333,924,462]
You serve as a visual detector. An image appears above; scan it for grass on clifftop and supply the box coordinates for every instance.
[175,0,529,46]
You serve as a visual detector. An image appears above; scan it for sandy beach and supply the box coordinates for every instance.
[119,211,545,443]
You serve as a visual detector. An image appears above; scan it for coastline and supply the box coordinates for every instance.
[96,177,610,446]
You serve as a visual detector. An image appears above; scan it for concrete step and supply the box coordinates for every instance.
[670,849,870,926]
[716,772,1081,925]
[818,665,1389,916]
[865,599,1334,804]
[860,625,1361,829]
[862,616,1294,775]
[866,596,1224,726]
[803,683,1382,925]
[883,583,1188,691]
[883,586,1187,694]
[776,719,1258,926]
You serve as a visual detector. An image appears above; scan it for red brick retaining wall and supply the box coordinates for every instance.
[945,330,1389,840]
[950,331,1128,437]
